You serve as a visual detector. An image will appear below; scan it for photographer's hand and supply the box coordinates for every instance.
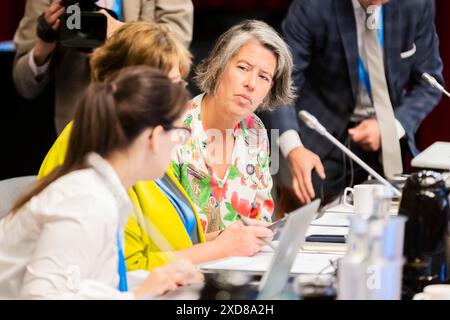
[34,0,65,66]
[45,0,65,32]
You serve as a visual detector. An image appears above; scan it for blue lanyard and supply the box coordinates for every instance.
[358,6,384,98]
[117,230,128,292]
[155,179,197,241]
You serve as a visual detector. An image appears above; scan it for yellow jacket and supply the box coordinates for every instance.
[38,122,205,271]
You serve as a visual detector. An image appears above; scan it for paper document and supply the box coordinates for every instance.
[263,226,349,251]
[261,240,347,254]
[301,242,347,254]
[325,201,398,215]
[199,252,341,275]
[310,212,352,227]
[323,203,354,213]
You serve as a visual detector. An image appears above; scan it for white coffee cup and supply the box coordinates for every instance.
[413,284,450,300]
[343,184,386,215]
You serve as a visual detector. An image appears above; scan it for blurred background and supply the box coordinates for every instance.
[0,0,448,180]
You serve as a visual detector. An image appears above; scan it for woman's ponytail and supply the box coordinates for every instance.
[11,66,190,213]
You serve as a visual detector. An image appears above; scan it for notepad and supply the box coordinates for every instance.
[322,203,354,213]
[310,212,352,227]
[323,202,399,215]
[261,240,347,254]
[301,242,347,254]
[306,225,349,237]
[199,252,341,275]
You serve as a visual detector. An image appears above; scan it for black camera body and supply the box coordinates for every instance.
[61,0,98,11]
[59,0,114,52]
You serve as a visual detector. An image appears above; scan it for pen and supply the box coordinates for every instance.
[237,214,277,250]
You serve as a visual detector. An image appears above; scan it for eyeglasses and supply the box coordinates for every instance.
[163,124,192,145]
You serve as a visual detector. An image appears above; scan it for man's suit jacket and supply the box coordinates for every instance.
[267,0,443,157]
[12,0,194,133]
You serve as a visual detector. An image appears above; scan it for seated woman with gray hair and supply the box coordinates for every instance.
[172,20,295,242]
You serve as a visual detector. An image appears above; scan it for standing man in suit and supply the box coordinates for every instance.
[13,0,194,134]
[266,0,443,205]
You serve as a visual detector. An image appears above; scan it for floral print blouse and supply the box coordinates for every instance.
[172,94,274,233]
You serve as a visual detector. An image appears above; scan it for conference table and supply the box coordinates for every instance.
[198,203,352,275]
[155,202,356,300]
[150,198,403,300]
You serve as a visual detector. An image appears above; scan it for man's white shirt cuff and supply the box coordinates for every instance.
[278,129,303,159]
[28,47,51,78]
[395,119,406,139]
[278,120,404,160]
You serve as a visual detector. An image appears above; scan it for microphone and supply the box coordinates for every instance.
[298,110,402,197]
[421,73,450,99]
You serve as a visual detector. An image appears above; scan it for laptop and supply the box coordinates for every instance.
[257,199,321,300]
[411,141,450,170]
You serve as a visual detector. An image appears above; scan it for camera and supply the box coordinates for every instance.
[61,0,97,10]
[59,0,117,52]
[61,0,98,10]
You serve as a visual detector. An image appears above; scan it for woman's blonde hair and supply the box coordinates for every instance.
[90,21,192,82]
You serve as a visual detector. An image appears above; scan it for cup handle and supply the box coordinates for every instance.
[343,187,354,207]
[413,293,427,300]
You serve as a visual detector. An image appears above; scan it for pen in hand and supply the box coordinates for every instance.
[236,214,277,251]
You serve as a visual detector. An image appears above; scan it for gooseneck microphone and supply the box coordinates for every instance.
[298,111,402,197]
[421,73,450,99]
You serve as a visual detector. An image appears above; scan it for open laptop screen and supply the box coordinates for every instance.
[257,199,321,300]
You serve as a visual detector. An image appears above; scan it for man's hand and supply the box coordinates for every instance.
[348,119,381,151]
[287,146,326,204]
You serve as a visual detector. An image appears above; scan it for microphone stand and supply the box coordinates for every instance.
[422,73,450,99]
[299,111,402,197]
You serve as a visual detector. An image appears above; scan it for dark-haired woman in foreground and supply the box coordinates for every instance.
[0,66,203,299]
